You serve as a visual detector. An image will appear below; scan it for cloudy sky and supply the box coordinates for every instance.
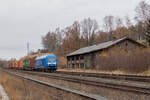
[0,0,147,60]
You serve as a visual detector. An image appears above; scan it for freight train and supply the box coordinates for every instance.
[9,54,58,72]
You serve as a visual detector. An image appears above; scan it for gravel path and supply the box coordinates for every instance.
[0,84,9,100]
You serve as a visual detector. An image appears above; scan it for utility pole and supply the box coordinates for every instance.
[27,42,29,55]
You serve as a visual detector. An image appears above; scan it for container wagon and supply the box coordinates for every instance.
[23,58,30,70]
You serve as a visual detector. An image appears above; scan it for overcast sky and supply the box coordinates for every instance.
[0,0,147,60]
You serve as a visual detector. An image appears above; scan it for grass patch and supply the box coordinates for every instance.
[58,68,129,74]
[16,70,150,100]
[0,70,95,100]
[0,93,1,100]
[58,68,150,76]
[137,70,150,76]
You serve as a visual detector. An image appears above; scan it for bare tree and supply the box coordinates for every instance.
[103,15,115,40]
[55,28,62,48]
[125,16,133,28]
[81,18,98,46]
[115,16,123,28]
[0,59,7,67]
[134,21,146,40]
[134,1,150,41]
[42,31,57,52]
[124,16,136,39]
[135,1,150,22]
[72,21,81,48]
[103,15,115,32]
[96,31,111,43]
[60,21,81,54]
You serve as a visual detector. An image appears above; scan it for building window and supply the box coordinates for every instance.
[76,63,79,68]
[68,58,70,61]
[80,55,84,60]
[80,63,84,69]
[69,64,71,67]
[76,56,79,60]
[72,64,75,68]
[125,42,128,46]
[72,57,74,61]
[119,45,122,49]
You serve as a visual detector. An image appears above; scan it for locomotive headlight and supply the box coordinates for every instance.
[52,62,56,65]
[48,62,56,65]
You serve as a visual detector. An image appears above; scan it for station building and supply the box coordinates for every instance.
[66,37,146,69]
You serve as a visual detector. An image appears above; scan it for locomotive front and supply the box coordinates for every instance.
[46,55,57,70]
[35,54,58,71]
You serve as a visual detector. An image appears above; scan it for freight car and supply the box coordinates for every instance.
[23,55,37,70]
[18,58,24,69]
[12,62,15,68]
[23,58,30,70]
[8,54,58,72]
[14,61,18,68]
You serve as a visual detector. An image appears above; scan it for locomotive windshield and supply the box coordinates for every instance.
[48,57,56,61]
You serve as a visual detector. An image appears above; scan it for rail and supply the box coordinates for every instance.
[2,69,108,100]
[10,70,150,95]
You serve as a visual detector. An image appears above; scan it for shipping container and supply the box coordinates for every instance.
[3,63,9,68]
[14,61,18,68]
[30,57,36,68]
[12,62,15,68]
[23,58,30,68]
[18,59,24,69]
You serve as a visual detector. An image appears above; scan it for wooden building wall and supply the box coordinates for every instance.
[67,39,145,69]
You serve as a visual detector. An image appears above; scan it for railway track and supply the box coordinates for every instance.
[2,69,108,100]
[56,71,150,83]
[6,69,150,95]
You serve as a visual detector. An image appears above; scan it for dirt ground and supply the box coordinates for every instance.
[58,68,150,76]
[0,70,95,100]
[19,71,150,100]
[0,93,1,100]
[1,69,150,100]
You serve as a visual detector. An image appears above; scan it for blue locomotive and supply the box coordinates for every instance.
[35,54,58,71]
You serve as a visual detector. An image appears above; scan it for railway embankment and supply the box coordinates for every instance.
[0,93,1,100]
[58,69,150,76]
[0,70,39,100]
[0,82,9,100]
[6,69,150,100]
[0,69,107,100]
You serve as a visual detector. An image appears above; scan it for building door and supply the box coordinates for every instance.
[85,57,90,69]
[91,53,95,69]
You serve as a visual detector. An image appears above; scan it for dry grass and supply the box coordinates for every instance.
[58,68,150,76]
[137,70,150,76]
[0,70,49,100]
[0,70,95,100]
[16,71,150,100]
[58,68,132,75]
[0,93,1,100]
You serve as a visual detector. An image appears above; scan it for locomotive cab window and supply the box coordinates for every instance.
[48,58,56,61]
